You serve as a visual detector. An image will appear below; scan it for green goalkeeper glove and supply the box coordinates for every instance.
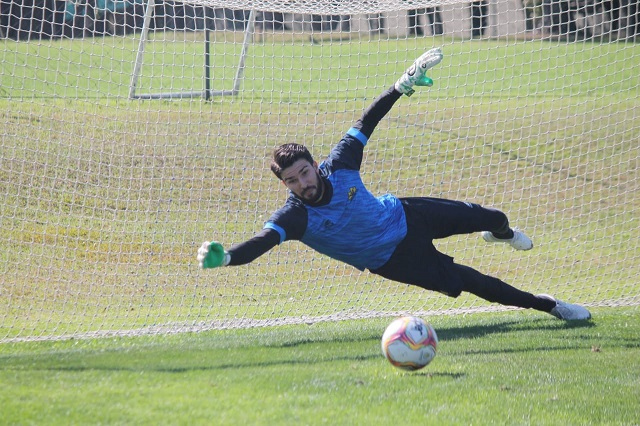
[197,241,230,269]
[394,47,442,96]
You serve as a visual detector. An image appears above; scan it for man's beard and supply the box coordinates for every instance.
[300,185,320,202]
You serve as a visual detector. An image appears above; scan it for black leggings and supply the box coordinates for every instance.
[372,197,554,312]
[352,88,553,312]
[456,263,553,311]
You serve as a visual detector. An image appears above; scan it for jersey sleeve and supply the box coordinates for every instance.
[227,228,280,266]
[322,85,402,175]
[321,131,367,174]
[227,197,307,266]
[263,197,308,243]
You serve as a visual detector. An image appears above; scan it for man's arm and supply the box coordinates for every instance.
[197,229,280,268]
[227,229,281,265]
[352,47,443,140]
[353,85,403,140]
[321,86,403,173]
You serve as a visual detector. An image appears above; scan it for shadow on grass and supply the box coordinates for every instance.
[23,352,383,374]
[435,317,596,342]
[265,316,595,348]
[30,357,470,383]
[402,371,466,379]
[2,317,602,375]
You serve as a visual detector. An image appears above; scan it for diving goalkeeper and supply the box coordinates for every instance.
[197,48,591,321]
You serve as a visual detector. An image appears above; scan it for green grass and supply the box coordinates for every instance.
[1,33,639,426]
[1,308,638,424]
[1,35,639,339]
[0,33,640,425]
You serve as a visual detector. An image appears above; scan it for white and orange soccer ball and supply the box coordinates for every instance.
[381,316,438,371]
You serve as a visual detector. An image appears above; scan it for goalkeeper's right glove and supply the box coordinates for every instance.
[197,241,230,269]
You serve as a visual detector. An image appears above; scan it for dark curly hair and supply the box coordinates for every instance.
[270,143,315,180]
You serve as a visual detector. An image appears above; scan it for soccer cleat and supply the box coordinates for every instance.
[537,294,592,320]
[395,47,443,97]
[481,227,533,251]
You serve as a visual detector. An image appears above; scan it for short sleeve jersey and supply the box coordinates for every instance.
[263,128,407,271]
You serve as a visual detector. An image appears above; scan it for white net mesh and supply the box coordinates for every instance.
[1,0,639,342]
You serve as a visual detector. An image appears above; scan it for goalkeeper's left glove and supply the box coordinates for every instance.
[197,241,230,269]
[395,47,443,97]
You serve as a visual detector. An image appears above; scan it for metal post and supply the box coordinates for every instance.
[204,27,211,101]
[129,0,156,99]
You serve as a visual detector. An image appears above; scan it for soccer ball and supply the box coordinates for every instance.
[381,316,438,371]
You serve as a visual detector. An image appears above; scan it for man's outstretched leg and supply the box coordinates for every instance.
[456,263,591,320]
[482,227,534,251]
[536,294,592,320]
[398,197,533,251]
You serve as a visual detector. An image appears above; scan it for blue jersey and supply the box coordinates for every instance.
[264,128,407,271]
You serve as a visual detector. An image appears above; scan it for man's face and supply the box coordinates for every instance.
[280,159,323,203]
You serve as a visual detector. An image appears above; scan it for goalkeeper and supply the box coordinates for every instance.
[198,48,590,321]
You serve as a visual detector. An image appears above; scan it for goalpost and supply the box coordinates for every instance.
[128,0,257,99]
[1,0,639,343]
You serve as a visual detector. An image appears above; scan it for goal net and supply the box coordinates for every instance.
[1,0,639,342]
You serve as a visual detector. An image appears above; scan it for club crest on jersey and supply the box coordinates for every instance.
[347,187,357,201]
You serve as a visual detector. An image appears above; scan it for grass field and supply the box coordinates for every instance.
[1,309,639,424]
[1,30,639,423]
[2,35,638,340]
